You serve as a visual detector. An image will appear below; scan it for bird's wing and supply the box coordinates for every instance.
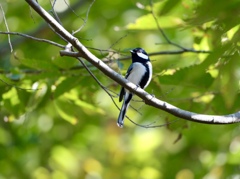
[119,64,133,102]
[119,87,125,102]
[125,64,133,79]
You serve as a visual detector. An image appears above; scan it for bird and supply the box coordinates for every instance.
[117,47,152,128]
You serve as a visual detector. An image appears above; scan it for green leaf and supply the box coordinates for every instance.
[24,71,61,81]
[52,56,78,69]
[54,98,79,125]
[25,83,49,112]
[159,65,214,88]
[219,52,240,108]
[53,76,83,99]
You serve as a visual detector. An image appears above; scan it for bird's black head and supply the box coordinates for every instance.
[130,47,150,63]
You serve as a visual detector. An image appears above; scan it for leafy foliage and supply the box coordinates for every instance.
[0,0,240,178]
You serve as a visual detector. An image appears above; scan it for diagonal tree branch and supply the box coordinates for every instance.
[25,0,240,125]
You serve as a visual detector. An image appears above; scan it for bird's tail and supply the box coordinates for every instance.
[117,94,132,128]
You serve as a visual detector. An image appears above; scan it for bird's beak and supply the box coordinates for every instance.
[130,50,134,53]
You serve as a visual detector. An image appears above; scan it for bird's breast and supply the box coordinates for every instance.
[126,62,147,85]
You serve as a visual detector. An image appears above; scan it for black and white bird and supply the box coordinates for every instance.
[117,47,152,128]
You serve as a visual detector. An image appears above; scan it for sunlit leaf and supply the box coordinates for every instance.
[54,98,79,124]
[126,14,184,30]
[53,76,83,99]
[19,58,58,71]
[2,88,23,117]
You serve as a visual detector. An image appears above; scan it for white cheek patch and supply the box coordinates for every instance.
[137,52,148,60]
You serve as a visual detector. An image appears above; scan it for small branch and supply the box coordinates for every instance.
[25,0,240,125]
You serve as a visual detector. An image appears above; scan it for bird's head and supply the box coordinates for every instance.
[130,47,149,62]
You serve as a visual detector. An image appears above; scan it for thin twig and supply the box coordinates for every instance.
[128,116,179,128]
[76,57,117,97]
[0,4,13,52]
[73,0,95,35]
[76,57,121,111]
[63,0,80,18]
[108,34,128,49]
[50,0,62,25]
[149,0,190,51]
[0,31,65,48]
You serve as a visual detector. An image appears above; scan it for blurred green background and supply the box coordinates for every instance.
[0,0,240,178]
